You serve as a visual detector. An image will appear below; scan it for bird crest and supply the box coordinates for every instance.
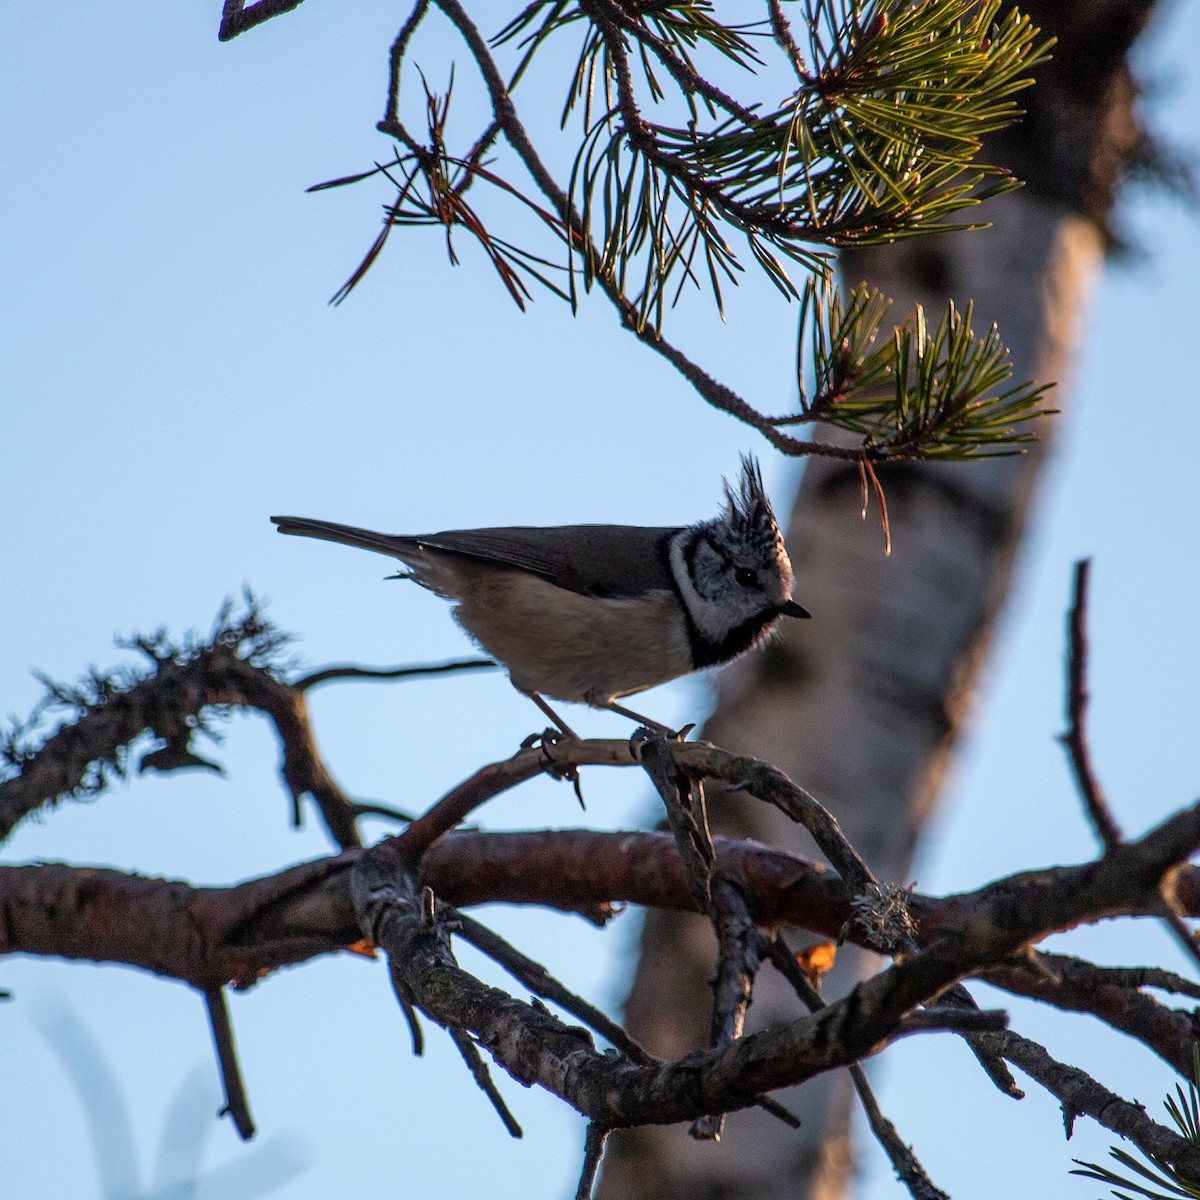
[721,456,784,555]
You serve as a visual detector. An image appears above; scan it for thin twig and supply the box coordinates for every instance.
[204,986,255,1141]
[641,738,716,912]
[428,0,869,465]
[675,744,882,913]
[383,0,431,126]
[1061,559,1122,847]
[348,800,416,824]
[296,657,495,690]
[218,0,306,41]
[591,6,813,242]
[892,974,1023,1100]
[1036,956,1200,1000]
[762,933,950,1200]
[1060,561,1200,971]
[1153,906,1200,975]
[983,1026,1200,1176]
[981,952,1200,1077]
[451,907,652,1063]
[387,961,425,1057]
[579,0,761,124]
[897,1007,1009,1035]
[448,1026,524,1138]
[767,0,812,80]
[691,878,762,1140]
[576,1123,610,1200]
[396,738,633,859]
[851,1079,949,1200]
[755,1095,803,1129]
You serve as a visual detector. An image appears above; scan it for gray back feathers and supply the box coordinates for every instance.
[411,525,679,599]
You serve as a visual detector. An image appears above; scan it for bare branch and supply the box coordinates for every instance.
[1057,561,1200,971]
[984,1027,1200,1177]
[0,602,362,848]
[346,800,1200,1130]
[576,1123,610,1200]
[849,1070,950,1200]
[296,657,495,691]
[204,985,255,1141]
[448,1025,524,1138]
[1061,559,1122,847]
[12,818,1200,987]
[218,0,306,42]
[383,0,431,128]
[896,1007,1009,1036]
[394,738,633,860]
[983,951,1200,1077]
[763,933,951,1200]
[690,878,762,1141]
[641,738,716,913]
[450,906,652,1063]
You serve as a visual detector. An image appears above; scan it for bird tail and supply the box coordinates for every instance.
[270,515,414,559]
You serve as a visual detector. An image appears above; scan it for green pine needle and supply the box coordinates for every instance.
[779,277,1052,460]
[319,0,1058,462]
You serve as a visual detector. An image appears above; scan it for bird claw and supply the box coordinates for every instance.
[627,721,694,760]
[526,730,587,810]
[521,725,571,752]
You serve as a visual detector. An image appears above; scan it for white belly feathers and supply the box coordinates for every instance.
[450,565,691,704]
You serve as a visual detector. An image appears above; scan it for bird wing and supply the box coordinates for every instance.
[417,525,681,599]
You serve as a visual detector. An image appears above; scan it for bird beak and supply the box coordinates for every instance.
[779,600,811,619]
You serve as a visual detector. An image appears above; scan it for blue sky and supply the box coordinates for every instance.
[3,4,1199,1198]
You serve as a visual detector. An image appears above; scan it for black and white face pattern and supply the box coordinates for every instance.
[667,458,798,668]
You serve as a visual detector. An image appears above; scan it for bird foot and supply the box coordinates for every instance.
[521,726,559,750]
[522,728,587,809]
[628,721,695,760]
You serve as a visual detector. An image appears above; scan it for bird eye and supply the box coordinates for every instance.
[734,567,758,588]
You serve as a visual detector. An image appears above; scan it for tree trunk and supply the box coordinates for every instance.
[598,3,1155,1196]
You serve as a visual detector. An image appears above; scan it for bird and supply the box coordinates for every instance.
[271,457,809,736]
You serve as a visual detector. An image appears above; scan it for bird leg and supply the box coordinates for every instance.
[528,692,580,741]
[600,699,687,741]
[523,694,587,809]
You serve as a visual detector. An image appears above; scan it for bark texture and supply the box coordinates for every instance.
[599,3,1157,1196]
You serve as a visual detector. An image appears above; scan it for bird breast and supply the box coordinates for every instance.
[449,565,693,705]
